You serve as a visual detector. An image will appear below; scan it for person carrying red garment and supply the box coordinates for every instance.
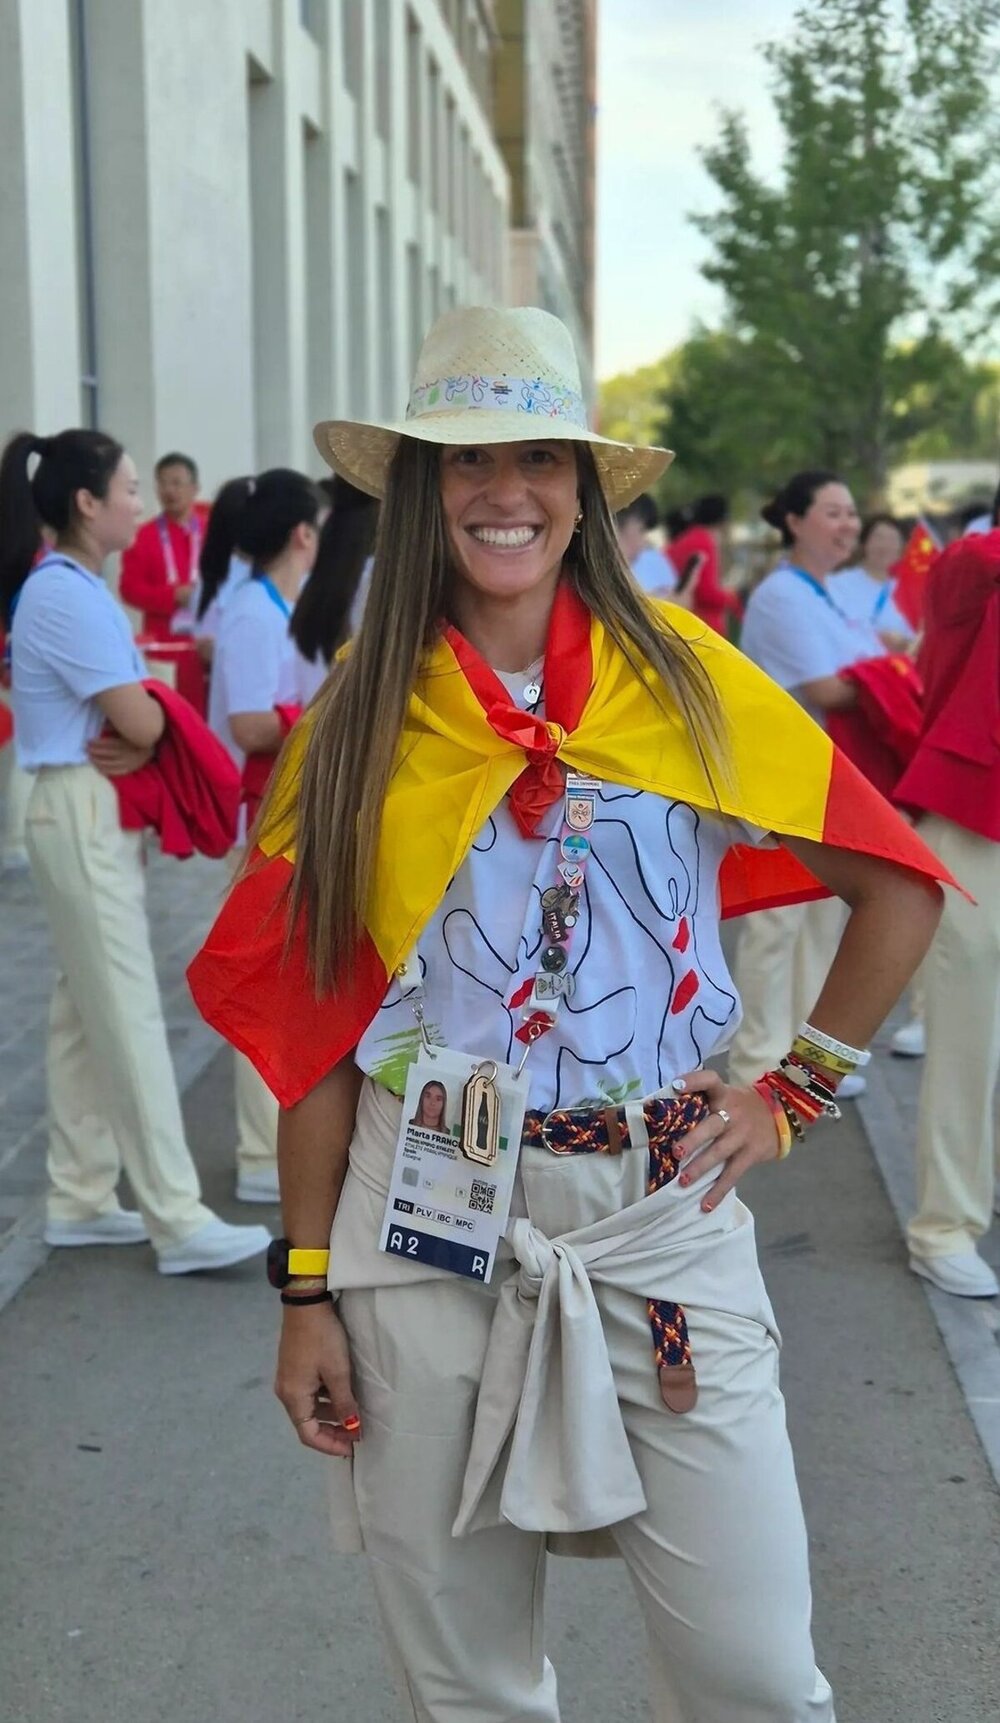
[205,467,325,1205]
[0,427,269,1276]
[665,494,743,635]
[895,492,1000,1298]
[120,451,209,641]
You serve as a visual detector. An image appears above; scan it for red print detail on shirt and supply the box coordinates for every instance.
[509,978,535,1011]
[670,970,700,1015]
[672,918,690,954]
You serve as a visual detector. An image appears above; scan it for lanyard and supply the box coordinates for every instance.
[397,770,598,1076]
[257,574,292,619]
[871,581,891,623]
[786,564,840,611]
[157,514,202,586]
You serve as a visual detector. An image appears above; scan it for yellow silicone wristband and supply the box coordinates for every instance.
[288,1247,331,1276]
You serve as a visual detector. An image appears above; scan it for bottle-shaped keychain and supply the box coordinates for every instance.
[461,1060,501,1166]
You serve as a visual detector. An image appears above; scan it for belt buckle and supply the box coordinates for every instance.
[539,1108,573,1156]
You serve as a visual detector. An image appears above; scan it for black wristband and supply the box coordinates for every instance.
[280,1289,333,1307]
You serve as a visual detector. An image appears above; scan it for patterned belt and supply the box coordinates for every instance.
[521,1090,709,1414]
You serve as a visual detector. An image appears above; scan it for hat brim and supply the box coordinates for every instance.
[312,411,673,511]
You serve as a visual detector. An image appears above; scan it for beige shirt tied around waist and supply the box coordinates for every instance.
[327,1078,778,1547]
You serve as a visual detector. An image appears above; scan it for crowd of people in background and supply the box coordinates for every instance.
[0,412,998,1308]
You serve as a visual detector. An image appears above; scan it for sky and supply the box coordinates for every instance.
[595,0,797,379]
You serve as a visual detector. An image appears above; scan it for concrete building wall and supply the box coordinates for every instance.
[493,0,596,398]
[0,0,508,495]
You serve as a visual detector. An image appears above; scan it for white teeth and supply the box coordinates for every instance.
[470,526,539,548]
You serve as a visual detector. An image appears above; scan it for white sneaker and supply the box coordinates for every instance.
[891,1020,925,1058]
[837,1072,867,1100]
[235,1167,280,1204]
[44,1210,150,1247]
[157,1217,271,1276]
[910,1251,999,1298]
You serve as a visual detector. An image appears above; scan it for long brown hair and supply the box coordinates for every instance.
[266,438,727,994]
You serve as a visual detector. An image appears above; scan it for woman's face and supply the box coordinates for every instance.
[788,482,859,572]
[862,520,903,576]
[81,454,145,555]
[439,441,579,603]
[422,1084,445,1127]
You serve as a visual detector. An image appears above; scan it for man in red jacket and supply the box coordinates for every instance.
[896,488,1000,1298]
[120,452,209,641]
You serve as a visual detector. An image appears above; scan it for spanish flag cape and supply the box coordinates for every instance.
[188,583,951,1106]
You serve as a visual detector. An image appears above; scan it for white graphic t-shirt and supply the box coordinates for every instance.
[355,675,764,1112]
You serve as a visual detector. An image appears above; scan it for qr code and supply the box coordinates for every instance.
[469,1178,497,1215]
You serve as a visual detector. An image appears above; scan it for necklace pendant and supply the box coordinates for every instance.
[523,679,542,705]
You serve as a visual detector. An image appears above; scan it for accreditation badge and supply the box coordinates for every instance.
[378,1047,529,1283]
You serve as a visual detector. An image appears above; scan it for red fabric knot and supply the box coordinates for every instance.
[486,703,567,837]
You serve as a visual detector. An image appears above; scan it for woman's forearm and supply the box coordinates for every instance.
[277,1057,364,1246]
[783,838,943,1049]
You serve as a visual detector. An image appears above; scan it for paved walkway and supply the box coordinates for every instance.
[1,832,999,1718]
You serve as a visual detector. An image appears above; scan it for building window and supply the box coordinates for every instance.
[299,0,324,41]
[345,170,367,414]
[376,207,395,418]
[342,0,363,97]
[406,11,422,184]
[427,56,440,213]
[374,0,390,141]
[445,95,457,236]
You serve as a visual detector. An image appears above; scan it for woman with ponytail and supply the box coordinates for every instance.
[192,475,255,652]
[0,429,269,1275]
[728,470,890,1093]
[289,475,378,701]
[207,466,325,1204]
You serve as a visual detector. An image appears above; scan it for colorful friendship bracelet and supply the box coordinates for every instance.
[753,1080,794,1159]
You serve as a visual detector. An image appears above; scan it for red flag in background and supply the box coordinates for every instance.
[892,519,941,632]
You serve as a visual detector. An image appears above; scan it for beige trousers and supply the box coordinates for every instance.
[25,765,212,1251]
[727,898,846,1088]
[234,1052,278,1175]
[2,753,32,861]
[907,815,1000,1259]
[225,851,278,1176]
[336,1104,834,1722]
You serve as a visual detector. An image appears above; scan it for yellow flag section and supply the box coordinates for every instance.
[188,588,952,1106]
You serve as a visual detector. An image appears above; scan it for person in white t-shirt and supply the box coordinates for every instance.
[731,470,888,1094]
[828,512,915,650]
[209,468,326,1203]
[191,476,255,654]
[615,491,681,600]
[0,429,269,1275]
[289,475,379,704]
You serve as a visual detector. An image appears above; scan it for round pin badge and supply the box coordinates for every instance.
[541,945,568,974]
[560,834,590,862]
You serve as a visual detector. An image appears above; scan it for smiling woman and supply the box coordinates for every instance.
[188,305,949,1723]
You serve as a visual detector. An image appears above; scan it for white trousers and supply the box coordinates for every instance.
[226,850,278,1176]
[908,815,1000,1258]
[727,898,846,1088]
[336,1111,834,1721]
[25,765,212,1251]
[234,1052,278,1174]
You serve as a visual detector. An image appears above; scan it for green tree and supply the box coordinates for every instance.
[661,0,1000,502]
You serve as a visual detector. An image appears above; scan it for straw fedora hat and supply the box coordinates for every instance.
[313,305,673,510]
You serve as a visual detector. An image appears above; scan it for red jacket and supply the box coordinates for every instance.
[667,526,743,636]
[895,531,1000,841]
[120,505,210,641]
[115,681,240,858]
[827,654,924,801]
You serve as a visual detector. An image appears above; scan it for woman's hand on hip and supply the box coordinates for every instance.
[275,1302,362,1458]
[673,1068,781,1212]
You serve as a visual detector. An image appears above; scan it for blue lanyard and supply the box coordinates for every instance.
[257,574,292,619]
[786,564,839,611]
[871,582,891,623]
